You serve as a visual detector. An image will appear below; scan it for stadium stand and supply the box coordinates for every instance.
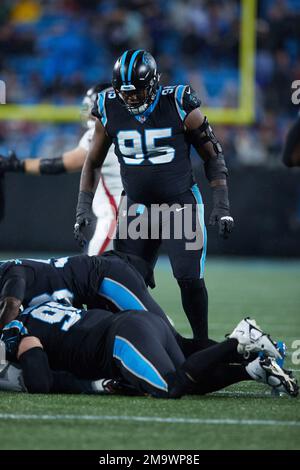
[0,0,299,164]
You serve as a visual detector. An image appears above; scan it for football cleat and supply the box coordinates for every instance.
[259,340,286,368]
[228,318,281,359]
[246,356,299,397]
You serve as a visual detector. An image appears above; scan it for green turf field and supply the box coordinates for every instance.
[0,256,299,450]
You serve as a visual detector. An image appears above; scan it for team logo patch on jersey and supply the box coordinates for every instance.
[136,115,147,123]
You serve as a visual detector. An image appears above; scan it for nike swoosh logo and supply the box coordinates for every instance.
[176,206,187,212]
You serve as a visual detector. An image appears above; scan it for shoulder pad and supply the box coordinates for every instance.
[174,85,201,121]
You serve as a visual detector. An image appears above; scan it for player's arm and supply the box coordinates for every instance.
[0,147,87,176]
[0,266,27,329]
[74,119,112,246]
[26,146,87,174]
[282,116,300,167]
[184,99,234,238]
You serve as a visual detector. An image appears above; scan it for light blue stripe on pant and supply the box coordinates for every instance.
[98,277,146,310]
[191,184,207,279]
[113,336,168,392]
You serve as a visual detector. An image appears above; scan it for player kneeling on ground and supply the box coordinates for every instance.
[0,301,298,398]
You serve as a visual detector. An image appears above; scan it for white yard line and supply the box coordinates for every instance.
[213,390,275,397]
[0,413,299,427]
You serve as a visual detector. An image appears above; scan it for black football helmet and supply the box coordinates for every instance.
[112,49,160,115]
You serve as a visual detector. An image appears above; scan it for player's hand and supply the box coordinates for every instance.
[74,191,96,248]
[74,214,96,248]
[0,151,24,174]
[209,209,234,239]
[0,324,27,361]
[209,185,234,239]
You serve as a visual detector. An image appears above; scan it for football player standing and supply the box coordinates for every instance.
[75,50,234,342]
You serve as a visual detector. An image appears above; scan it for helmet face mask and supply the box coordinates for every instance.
[112,50,160,115]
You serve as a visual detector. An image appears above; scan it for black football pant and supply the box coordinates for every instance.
[93,251,180,338]
[114,185,209,340]
[107,311,250,398]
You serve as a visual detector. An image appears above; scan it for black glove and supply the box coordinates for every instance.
[0,151,24,175]
[103,378,145,396]
[0,323,27,362]
[209,186,234,239]
[74,191,97,248]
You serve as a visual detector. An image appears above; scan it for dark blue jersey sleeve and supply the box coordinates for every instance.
[91,91,108,128]
[174,85,201,122]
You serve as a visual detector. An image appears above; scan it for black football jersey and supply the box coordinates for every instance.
[92,85,201,204]
[0,255,105,308]
[2,301,116,378]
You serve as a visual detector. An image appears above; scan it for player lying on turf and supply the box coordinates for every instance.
[0,83,122,255]
[0,250,218,360]
[0,300,298,398]
[0,251,172,333]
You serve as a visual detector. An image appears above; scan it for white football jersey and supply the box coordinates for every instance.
[78,127,122,198]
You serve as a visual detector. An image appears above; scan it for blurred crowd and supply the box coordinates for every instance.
[0,0,299,166]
